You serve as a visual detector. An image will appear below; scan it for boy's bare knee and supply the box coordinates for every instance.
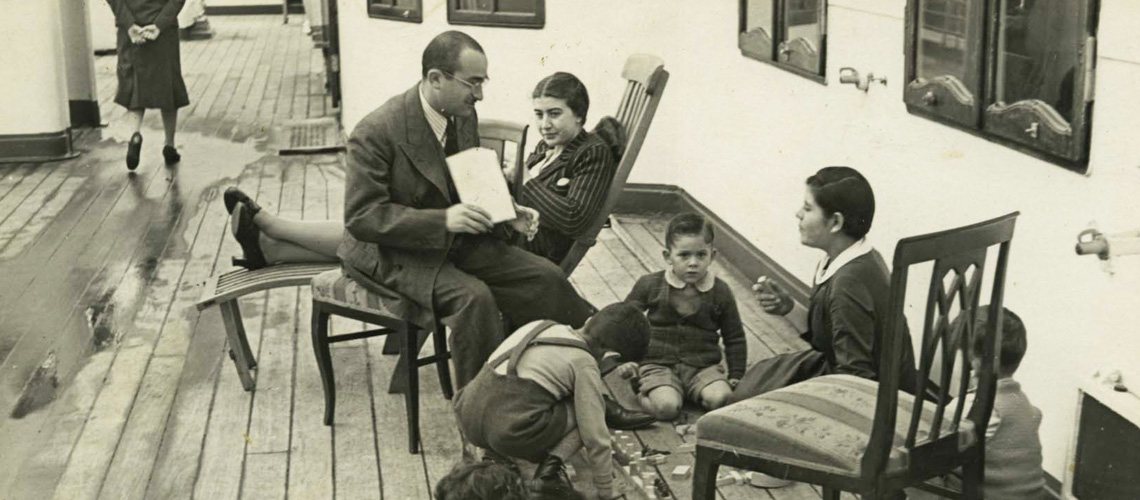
[699,382,733,411]
[644,388,683,420]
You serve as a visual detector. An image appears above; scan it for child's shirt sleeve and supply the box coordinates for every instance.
[716,284,748,379]
[962,391,1002,439]
[572,359,614,497]
[623,274,653,311]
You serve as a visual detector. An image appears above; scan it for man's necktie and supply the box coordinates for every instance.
[442,118,461,202]
[444,117,460,157]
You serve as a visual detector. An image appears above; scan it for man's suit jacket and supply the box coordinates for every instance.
[338,83,479,317]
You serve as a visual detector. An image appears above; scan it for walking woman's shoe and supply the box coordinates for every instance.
[162,145,181,165]
[231,202,268,270]
[223,187,261,215]
[126,132,143,171]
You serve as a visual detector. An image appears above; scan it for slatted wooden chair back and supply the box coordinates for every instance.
[557,54,669,275]
[479,119,528,198]
[862,211,1019,486]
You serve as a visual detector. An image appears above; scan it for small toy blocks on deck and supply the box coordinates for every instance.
[670,465,691,479]
[676,442,695,454]
[715,470,744,487]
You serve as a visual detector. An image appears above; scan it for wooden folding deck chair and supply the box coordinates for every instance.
[195,121,529,392]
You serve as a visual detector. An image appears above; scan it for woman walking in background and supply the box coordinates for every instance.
[107,0,189,170]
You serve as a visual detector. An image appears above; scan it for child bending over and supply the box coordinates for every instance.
[454,302,650,500]
[621,213,746,420]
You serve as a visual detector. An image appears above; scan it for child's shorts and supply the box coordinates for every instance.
[637,363,727,402]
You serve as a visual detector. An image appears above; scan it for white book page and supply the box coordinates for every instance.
[446,147,516,223]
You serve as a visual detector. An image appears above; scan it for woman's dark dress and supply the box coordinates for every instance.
[730,249,918,401]
[109,0,190,110]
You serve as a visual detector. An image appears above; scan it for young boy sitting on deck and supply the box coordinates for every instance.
[453,302,650,500]
[620,213,747,421]
[911,306,1044,499]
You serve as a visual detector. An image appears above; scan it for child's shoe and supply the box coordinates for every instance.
[531,454,578,497]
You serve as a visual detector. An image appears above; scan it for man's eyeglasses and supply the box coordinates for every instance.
[441,70,488,91]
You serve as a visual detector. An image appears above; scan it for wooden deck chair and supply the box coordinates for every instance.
[558,54,669,275]
[195,122,530,392]
[693,212,1020,500]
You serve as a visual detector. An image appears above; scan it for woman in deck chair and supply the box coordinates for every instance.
[224,71,624,270]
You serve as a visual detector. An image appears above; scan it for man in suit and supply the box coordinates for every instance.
[337,31,596,392]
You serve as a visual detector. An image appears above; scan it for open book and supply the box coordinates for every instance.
[445,147,516,223]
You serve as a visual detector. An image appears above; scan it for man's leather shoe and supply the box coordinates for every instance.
[604,395,655,430]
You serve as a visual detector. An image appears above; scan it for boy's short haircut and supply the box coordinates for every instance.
[971,305,1027,375]
[665,213,714,249]
[587,302,650,363]
[434,461,527,500]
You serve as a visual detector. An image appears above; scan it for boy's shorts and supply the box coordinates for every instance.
[637,363,727,402]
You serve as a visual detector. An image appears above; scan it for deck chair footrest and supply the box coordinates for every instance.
[414,353,450,366]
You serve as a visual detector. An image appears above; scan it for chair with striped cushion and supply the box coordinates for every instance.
[310,268,452,454]
[693,212,1019,499]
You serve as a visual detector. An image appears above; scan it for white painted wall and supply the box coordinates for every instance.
[338,0,1140,480]
[0,0,70,135]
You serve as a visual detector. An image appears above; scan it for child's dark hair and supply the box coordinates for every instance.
[665,212,714,249]
[805,166,875,239]
[586,302,649,363]
[434,461,527,500]
[971,305,1027,376]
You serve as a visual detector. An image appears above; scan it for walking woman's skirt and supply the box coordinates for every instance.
[114,26,190,110]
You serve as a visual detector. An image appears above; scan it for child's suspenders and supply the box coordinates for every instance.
[486,320,593,375]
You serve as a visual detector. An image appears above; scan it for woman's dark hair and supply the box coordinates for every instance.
[533,72,590,124]
[664,212,714,249]
[422,31,485,79]
[586,302,649,363]
[805,166,875,239]
[971,305,1028,376]
[434,461,527,500]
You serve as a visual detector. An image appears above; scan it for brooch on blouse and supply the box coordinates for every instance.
[556,178,571,187]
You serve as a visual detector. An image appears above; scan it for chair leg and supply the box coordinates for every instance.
[311,304,335,425]
[961,456,984,500]
[219,300,257,391]
[691,446,720,500]
[433,320,453,400]
[403,324,421,454]
[820,487,841,500]
[388,329,430,395]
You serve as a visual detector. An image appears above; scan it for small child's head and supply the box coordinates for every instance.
[583,302,650,364]
[663,213,717,285]
[434,461,528,500]
[970,305,1027,378]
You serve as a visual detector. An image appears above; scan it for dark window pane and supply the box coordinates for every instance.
[780,0,822,73]
[396,0,415,7]
[995,0,1081,122]
[497,0,536,14]
[457,0,493,11]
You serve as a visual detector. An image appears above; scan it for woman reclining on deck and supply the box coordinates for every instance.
[225,71,624,270]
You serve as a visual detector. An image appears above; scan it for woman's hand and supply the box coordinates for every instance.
[141,25,160,41]
[127,24,148,45]
[753,276,794,316]
[507,203,540,241]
